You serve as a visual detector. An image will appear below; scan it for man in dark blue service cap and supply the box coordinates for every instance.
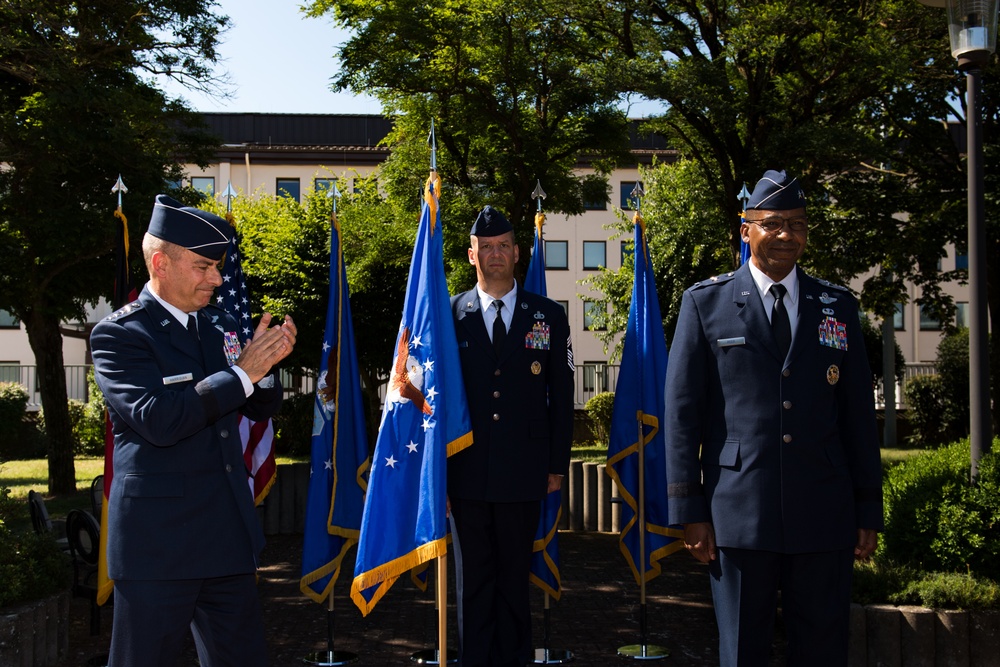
[449,205,575,666]
[91,194,297,667]
[664,171,883,666]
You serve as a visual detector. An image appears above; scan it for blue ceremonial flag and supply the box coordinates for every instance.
[300,209,370,604]
[524,210,563,599]
[350,172,473,616]
[606,211,685,584]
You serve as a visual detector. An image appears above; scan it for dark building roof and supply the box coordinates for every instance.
[199,112,675,166]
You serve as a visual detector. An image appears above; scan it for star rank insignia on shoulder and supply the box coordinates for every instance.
[691,271,736,290]
[105,300,144,322]
[815,278,849,292]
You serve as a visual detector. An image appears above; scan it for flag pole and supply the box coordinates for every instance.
[438,555,448,665]
[617,184,668,660]
[529,180,573,665]
[303,184,359,667]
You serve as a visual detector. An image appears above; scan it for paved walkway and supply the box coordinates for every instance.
[58,531,789,666]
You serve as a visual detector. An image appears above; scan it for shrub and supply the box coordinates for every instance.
[903,374,947,447]
[0,382,43,460]
[585,392,615,447]
[880,440,1000,582]
[273,392,315,458]
[853,561,1000,610]
[0,486,68,608]
[893,571,1000,610]
[75,370,107,456]
[936,328,971,439]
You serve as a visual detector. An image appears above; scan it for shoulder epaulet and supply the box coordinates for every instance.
[105,300,144,322]
[814,278,849,292]
[690,271,737,290]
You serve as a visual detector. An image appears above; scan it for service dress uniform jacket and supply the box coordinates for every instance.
[664,264,883,553]
[91,285,282,581]
[449,285,575,501]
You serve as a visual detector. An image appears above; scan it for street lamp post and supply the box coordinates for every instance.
[918,0,998,481]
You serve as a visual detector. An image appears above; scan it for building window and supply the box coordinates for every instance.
[893,303,904,331]
[583,241,606,270]
[956,253,968,270]
[0,362,19,384]
[956,302,969,329]
[314,178,337,194]
[919,305,941,331]
[621,240,635,265]
[620,181,643,210]
[583,301,605,331]
[0,309,19,329]
[545,241,569,270]
[191,177,215,197]
[277,178,301,202]
[555,300,569,317]
[582,362,610,393]
[583,195,607,210]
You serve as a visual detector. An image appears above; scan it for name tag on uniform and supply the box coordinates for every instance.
[717,337,746,348]
[163,373,194,385]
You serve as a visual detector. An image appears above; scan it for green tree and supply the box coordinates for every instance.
[0,1,226,493]
[307,0,633,282]
[573,2,989,356]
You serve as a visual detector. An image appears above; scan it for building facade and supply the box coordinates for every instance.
[0,112,969,407]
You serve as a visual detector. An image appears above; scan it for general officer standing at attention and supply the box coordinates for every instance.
[664,171,883,666]
[91,194,296,667]
[449,205,575,667]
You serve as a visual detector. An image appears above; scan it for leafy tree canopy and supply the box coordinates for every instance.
[0,0,227,493]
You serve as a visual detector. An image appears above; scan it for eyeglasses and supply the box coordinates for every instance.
[747,216,809,234]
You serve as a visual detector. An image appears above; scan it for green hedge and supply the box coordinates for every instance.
[585,392,615,447]
[0,382,46,460]
[859,439,1000,608]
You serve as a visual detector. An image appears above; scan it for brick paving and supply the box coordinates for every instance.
[57,531,789,666]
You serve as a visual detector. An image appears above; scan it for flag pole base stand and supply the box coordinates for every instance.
[617,644,669,660]
[532,647,574,663]
[302,650,358,666]
[410,648,459,664]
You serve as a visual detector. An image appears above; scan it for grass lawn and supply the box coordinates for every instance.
[1,457,105,519]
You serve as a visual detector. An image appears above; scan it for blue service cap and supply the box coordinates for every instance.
[747,170,806,211]
[147,194,233,260]
[470,205,513,237]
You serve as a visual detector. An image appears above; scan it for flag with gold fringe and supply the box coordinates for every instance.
[606,209,685,584]
[350,172,472,615]
[98,177,136,606]
[300,204,370,603]
[524,207,563,599]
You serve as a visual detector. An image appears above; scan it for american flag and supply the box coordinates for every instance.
[217,227,277,505]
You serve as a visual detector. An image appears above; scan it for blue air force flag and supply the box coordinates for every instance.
[300,211,370,603]
[607,212,685,584]
[350,173,473,615]
[524,211,563,599]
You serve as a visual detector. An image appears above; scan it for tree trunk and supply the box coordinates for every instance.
[24,308,76,495]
